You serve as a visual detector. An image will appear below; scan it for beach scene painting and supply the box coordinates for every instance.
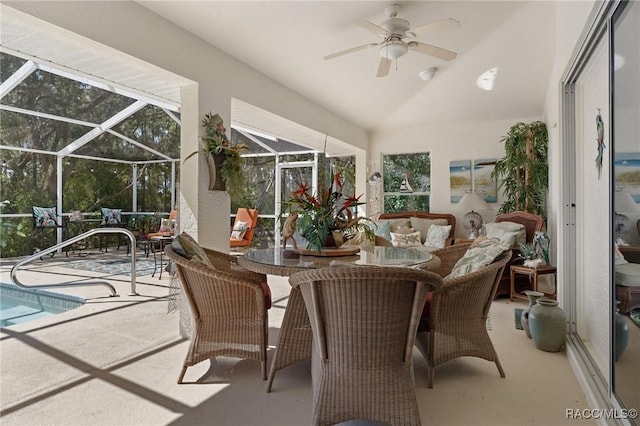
[450,160,471,203]
[615,152,640,202]
[473,158,498,203]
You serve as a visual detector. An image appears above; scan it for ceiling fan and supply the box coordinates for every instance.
[324,4,460,77]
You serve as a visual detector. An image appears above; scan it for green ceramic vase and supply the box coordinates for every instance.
[521,290,544,339]
[529,298,566,352]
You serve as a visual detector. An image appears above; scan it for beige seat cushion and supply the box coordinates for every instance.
[387,218,412,232]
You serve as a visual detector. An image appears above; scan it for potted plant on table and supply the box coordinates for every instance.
[185,112,247,197]
[281,170,374,253]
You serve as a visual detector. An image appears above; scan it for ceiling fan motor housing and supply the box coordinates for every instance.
[380,17,411,37]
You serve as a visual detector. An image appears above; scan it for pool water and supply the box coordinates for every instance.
[0,284,84,328]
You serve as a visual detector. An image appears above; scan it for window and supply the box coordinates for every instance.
[382,152,431,212]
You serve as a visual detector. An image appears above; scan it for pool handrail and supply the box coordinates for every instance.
[10,228,139,297]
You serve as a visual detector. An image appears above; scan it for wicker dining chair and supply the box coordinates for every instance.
[289,266,443,426]
[415,248,512,388]
[165,245,271,383]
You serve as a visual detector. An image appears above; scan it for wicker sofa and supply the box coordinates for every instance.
[373,211,457,247]
[352,210,541,299]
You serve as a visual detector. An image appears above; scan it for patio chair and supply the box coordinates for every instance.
[415,248,512,388]
[142,209,178,256]
[289,266,443,426]
[165,240,271,383]
[230,208,259,249]
[31,206,67,257]
[146,209,178,239]
[99,207,123,252]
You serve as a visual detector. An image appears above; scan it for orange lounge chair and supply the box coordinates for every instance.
[147,209,178,239]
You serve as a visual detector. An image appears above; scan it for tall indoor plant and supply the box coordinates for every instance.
[490,121,548,218]
[185,112,247,198]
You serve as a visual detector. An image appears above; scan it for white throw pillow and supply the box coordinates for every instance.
[390,231,422,247]
[485,222,526,247]
[230,220,249,240]
[424,224,452,249]
[159,219,172,232]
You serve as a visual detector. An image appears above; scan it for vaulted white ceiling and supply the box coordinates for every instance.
[1,1,557,142]
[138,1,556,131]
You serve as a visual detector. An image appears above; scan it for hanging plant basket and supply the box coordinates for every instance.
[207,153,226,191]
[184,112,248,197]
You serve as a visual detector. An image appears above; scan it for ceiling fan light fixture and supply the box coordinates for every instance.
[419,67,438,81]
[379,40,408,60]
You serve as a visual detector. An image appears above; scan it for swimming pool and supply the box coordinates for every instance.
[0,283,85,328]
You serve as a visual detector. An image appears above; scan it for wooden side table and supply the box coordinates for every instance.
[510,264,557,301]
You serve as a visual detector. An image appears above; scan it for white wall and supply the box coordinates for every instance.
[371,117,540,237]
[543,0,598,302]
[7,0,368,250]
[575,38,611,375]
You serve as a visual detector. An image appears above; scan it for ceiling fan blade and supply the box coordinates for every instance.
[408,41,457,61]
[324,43,378,60]
[376,57,392,78]
[410,18,461,37]
[357,20,390,37]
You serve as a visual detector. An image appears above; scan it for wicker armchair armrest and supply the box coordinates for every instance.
[203,247,267,283]
[429,243,472,277]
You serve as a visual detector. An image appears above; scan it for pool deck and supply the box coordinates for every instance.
[0,248,594,426]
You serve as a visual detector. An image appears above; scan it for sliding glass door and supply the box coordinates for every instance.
[563,1,639,421]
[612,0,640,414]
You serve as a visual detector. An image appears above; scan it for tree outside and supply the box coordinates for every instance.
[0,53,179,257]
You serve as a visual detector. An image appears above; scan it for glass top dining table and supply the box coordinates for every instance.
[238,246,438,277]
[238,245,441,393]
